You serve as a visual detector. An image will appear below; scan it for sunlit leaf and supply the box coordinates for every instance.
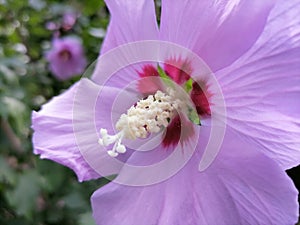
[79,212,96,225]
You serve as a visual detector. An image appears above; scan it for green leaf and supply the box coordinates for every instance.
[184,78,193,93]
[0,156,17,185]
[188,107,201,125]
[6,171,41,218]
[0,98,9,119]
[2,96,28,135]
[62,191,88,210]
[37,159,66,193]
[79,212,96,225]
[157,64,174,88]
[3,96,26,116]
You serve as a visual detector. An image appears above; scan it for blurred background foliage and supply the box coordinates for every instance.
[0,0,299,224]
[0,0,110,224]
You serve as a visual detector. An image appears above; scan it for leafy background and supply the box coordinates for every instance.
[0,0,109,224]
[0,0,299,224]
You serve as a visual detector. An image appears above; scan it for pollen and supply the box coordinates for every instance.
[98,90,182,157]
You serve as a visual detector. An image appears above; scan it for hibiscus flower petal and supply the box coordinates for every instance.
[32,78,133,181]
[74,78,140,177]
[159,0,276,71]
[91,128,298,224]
[92,0,159,86]
[217,0,300,169]
[32,80,100,181]
[100,0,158,54]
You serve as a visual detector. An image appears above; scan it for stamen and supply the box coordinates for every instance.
[98,90,182,157]
[98,129,126,157]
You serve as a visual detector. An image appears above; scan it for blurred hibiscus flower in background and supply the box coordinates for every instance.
[46,36,87,80]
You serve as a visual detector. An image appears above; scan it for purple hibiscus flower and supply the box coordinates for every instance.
[46,36,87,80]
[32,0,300,224]
[62,12,77,31]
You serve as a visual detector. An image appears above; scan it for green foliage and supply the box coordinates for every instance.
[187,107,201,126]
[184,78,193,93]
[0,0,109,224]
[157,64,174,88]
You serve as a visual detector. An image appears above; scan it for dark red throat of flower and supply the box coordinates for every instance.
[59,49,72,62]
[191,81,211,116]
[162,114,195,148]
[138,60,211,148]
[164,58,192,85]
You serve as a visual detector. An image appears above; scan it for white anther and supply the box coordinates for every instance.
[116,144,126,153]
[100,128,107,135]
[98,139,104,146]
[99,90,183,158]
[107,150,118,157]
[98,129,126,157]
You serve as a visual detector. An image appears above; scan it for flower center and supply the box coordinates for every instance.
[98,89,183,157]
[59,49,72,61]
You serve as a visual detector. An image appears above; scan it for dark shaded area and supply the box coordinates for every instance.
[288,165,300,203]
